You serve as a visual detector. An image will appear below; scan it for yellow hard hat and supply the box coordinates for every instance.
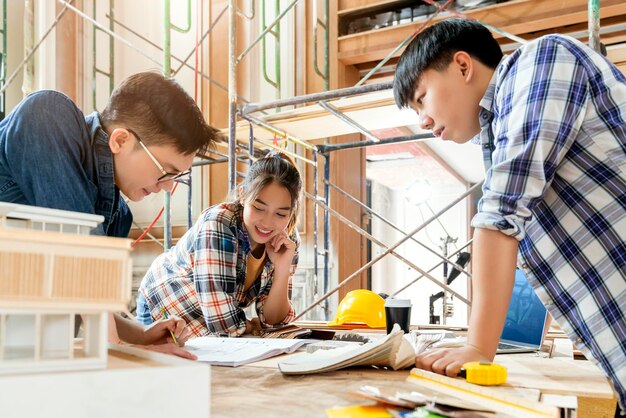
[327,289,386,328]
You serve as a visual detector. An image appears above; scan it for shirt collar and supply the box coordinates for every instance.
[85,112,119,235]
[231,203,253,255]
[472,57,506,145]
[479,69,499,121]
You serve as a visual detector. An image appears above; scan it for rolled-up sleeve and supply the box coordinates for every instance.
[472,37,589,240]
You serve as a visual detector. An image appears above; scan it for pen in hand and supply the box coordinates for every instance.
[160,307,179,346]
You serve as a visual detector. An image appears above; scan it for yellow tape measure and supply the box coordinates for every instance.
[458,361,507,386]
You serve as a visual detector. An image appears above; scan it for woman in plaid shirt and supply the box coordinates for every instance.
[137,153,303,337]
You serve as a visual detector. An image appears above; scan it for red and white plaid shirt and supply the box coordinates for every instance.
[139,203,298,337]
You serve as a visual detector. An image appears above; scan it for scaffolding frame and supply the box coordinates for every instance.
[231,0,459,318]
[224,0,605,320]
[0,0,606,321]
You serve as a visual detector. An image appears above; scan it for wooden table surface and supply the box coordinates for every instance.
[210,366,410,418]
[209,347,615,418]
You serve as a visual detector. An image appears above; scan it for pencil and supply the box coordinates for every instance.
[160,307,179,345]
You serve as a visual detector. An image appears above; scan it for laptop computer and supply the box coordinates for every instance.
[496,269,550,354]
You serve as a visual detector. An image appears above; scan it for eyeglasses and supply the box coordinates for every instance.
[127,128,191,183]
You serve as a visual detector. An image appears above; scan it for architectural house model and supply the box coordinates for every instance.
[0,203,210,418]
[0,202,132,374]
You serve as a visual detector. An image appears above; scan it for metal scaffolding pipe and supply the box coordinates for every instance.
[0,0,6,115]
[318,101,379,142]
[357,0,455,86]
[295,182,481,320]
[163,0,173,250]
[241,113,317,152]
[327,180,473,278]
[172,5,228,76]
[323,153,331,317]
[301,191,470,304]
[233,119,317,166]
[252,136,317,166]
[1,1,72,94]
[312,151,320,299]
[22,0,34,96]
[237,0,299,63]
[91,0,115,108]
[57,0,163,68]
[192,157,229,166]
[106,10,252,104]
[261,0,281,94]
[228,0,237,191]
[317,132,432,153]
[391,240,473,297]
[588,0,601,52]
[242,81,392,114]
[237,1,255,20]
[312,0,329,90]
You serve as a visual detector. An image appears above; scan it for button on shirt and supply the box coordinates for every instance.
[472,35,626,407]
[139,203,298,337]
[0,91,132,237]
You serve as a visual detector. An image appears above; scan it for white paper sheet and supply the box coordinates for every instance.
[185,337,309,367]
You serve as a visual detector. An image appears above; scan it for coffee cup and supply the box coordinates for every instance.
[384,298,412,334]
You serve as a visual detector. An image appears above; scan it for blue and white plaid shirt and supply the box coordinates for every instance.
[472,34,626,407]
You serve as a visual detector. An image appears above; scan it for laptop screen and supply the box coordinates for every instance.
[500,269,548,346]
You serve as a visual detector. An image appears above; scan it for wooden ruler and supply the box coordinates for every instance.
[407,368,559,417]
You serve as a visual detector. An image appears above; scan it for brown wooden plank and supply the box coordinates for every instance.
[338,0,403,16]
[608,43,626,63]
[495,354,615,399]
[338,0,626,65]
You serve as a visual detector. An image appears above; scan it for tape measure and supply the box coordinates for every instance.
[458,361,507,386]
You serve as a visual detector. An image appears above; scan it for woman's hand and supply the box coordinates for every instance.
[135,342,198,360]
[143,316,192,346]
[265,230,296,273]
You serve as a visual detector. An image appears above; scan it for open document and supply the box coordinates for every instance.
[278,325,415,375]
[185,337,309,367]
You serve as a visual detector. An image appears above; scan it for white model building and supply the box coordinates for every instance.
[0,202,132,374]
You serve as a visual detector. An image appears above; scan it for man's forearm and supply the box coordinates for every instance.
[467,228,519,359]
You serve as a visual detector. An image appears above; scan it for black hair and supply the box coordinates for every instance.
[393,19,503,109]
[101,71,221,155]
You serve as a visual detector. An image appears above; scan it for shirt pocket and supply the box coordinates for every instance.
[0,178,20,200]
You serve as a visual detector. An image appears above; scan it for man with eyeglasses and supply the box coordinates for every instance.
[0,71,221,359]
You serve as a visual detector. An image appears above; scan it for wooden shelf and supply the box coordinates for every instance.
[338,0,626,66]
[608,43,626,74]
[339,0,397,13]
[338,0,413,17]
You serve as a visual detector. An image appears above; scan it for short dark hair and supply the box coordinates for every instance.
[393,19,503,109]
[101,71,221,155]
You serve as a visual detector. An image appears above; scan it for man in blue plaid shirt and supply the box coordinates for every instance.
[394,19,625,413]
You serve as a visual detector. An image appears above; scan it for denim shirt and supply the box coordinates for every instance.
[0,90,132,237]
